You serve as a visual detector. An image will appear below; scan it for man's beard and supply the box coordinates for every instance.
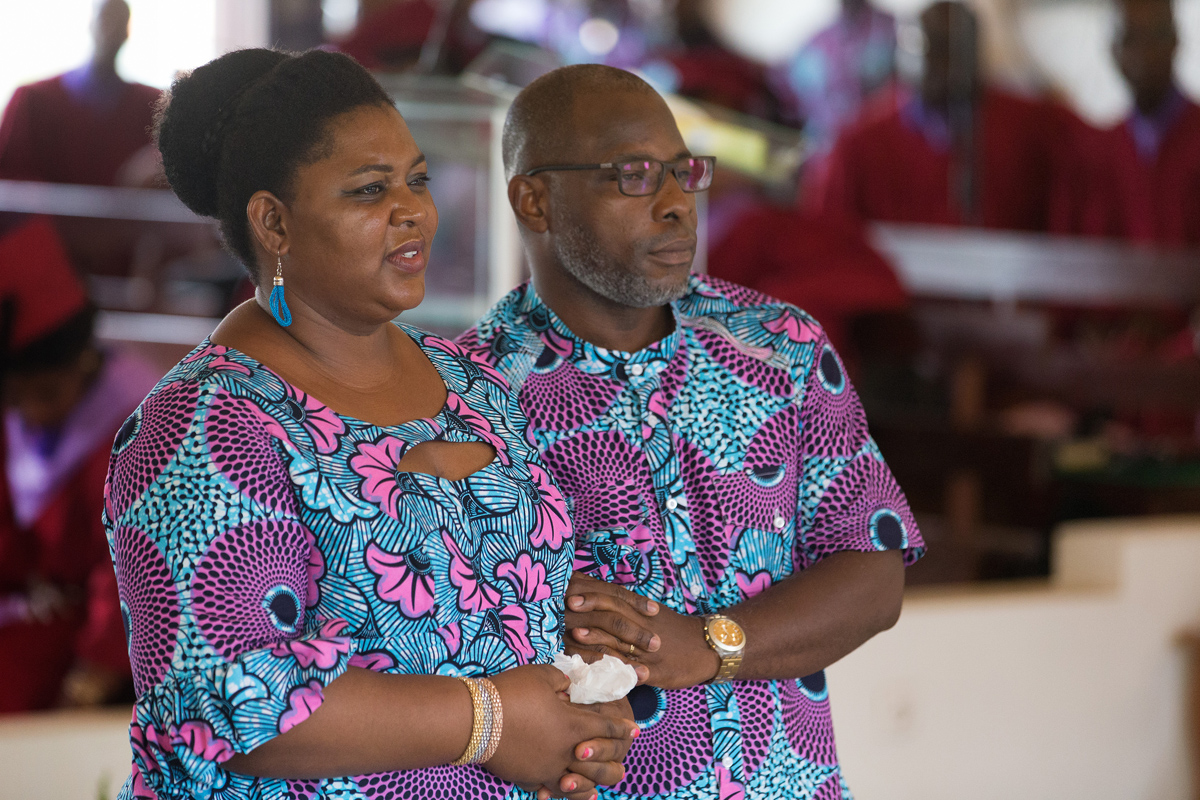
[552,219,690,309]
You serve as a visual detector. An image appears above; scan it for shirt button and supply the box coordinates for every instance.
[666,498,678,510]
[630,363,644,376]
[721,756,734,769]
[773,513,786,529]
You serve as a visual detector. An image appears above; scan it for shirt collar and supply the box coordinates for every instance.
[1126,84,1187,161]
[900,91,953,152]
[516,280,686,381]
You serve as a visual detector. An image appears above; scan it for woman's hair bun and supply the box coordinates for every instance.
[155,49,290,217]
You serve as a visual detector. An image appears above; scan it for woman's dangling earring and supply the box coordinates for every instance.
[269,253,293,327]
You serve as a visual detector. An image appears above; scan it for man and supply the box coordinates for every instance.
[0,0,160,187]
[459,64,924,799]
[0,218,160,711]
[772,0,897,156]
[812,1,1063,231]
[0,0,163,277]
[1049,0,1200,245]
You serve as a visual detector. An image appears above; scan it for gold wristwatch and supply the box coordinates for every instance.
[702,614,745,684]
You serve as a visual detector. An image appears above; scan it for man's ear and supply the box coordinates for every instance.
[246,190,290,263]
[508,175,550,234]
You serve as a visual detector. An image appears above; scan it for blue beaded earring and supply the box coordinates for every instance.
[269,253,292,327]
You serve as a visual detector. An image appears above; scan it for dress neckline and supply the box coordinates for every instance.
[201,321,453,435]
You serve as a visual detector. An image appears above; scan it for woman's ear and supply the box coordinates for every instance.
[246,190,290,262]
[508,175,550,234]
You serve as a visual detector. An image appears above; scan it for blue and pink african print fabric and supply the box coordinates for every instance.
[459,274,925,800]
[104,325,574,799]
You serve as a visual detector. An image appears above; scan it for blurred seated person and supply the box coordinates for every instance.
[0,218,160,712]
[770,0,896,156]
[0,0,159,187]
[1049,0,1200,246]
[812,1,1064,231]
[539,0,665,70]
[640,0,785,123]
[338,0,492,73]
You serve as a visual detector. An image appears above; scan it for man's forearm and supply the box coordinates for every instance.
[722,550,905,682]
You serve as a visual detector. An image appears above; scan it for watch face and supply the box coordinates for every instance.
[710,617,745,648]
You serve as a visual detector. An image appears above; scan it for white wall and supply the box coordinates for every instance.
[830,515,1200,800]
[0,707,133,800]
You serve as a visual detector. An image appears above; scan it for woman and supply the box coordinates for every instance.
[105,48,635,800]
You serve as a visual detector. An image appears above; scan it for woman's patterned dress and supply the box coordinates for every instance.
[104,325,574,799]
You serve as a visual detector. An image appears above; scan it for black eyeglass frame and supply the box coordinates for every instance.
[524,156,717,196]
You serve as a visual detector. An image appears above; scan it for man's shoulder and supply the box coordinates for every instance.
[679,274,828,367]
[455,283,542,383]
[4,76,66,110]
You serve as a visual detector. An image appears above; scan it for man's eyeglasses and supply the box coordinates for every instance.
[525,156,717,197]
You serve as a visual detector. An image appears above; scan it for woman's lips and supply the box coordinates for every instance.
[386,239,426,273]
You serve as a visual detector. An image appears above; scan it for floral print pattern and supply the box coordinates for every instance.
[105,324,575,800]
[460,275,925,800]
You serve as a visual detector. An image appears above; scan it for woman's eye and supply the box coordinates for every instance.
[356,182,385,195]
[409,174,432,188]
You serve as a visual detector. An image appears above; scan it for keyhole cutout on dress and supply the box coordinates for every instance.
[393,440,496,481]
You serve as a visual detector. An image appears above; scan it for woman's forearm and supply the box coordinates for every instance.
[224,667,472,779]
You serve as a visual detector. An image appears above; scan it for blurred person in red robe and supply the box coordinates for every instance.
[640,0,786,123]
[812,1,1066,231]
[0,0,159,187]
[0,218,160,712]
[337,0,492,74]
[1049,0,1200,246]
[0,0,163,280]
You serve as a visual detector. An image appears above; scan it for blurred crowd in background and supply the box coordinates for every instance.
[0,0,1197,714]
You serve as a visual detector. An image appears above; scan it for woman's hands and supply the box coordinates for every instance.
[486,664,638,800]
[564,573,719,690]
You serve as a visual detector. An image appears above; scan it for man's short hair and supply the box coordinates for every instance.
[501,64,659,179]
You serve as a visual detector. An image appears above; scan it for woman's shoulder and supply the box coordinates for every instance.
[154,340,285,398]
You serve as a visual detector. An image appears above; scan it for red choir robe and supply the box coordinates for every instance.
[0,72,162,275]
[1048,97,1200,246]
[707,205,909,360]
[0,430,132,712]
[0,218,158,712]
[0,73,160,187]
[812,87,1065,231]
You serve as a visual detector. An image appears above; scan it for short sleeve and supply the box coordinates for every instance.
[794,333,924,569]
[106,377,358,793]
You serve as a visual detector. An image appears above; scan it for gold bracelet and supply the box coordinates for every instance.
[451,677,487,766]
[451,677,504,765]
[477,677,503,764]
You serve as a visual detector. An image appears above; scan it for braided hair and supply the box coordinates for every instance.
[155,49,392,278]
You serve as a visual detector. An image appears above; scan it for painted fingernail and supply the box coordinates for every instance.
[565,780,577,791]
[581,747,593,759]
[630,725,640,738]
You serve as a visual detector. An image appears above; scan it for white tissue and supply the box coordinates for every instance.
[552,652,638,704]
